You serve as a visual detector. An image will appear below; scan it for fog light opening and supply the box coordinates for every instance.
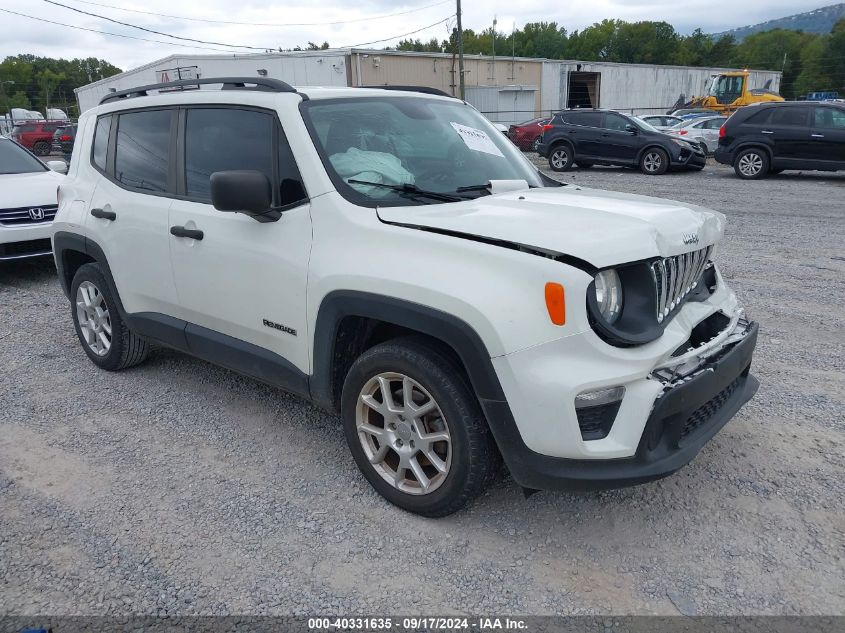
[574,386,625,441]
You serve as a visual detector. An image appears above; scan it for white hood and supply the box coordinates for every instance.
[0,170,64,209]
[377,185,725,269]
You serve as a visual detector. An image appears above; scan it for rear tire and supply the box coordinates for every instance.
[548,144,574,172]
[70,263,150,371]
[341,338,500,517]
[33,141,50,156]
[640,148,669,175]
[734,148,769,179]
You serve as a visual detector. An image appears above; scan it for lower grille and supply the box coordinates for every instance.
[0,238,53,259]
[650,245,712,323]
[680,373,744,440]
[0,204,58,226]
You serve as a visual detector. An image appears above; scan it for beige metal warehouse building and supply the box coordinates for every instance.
[75,49,780,124]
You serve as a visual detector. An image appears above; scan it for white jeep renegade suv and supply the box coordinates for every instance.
[52,77,759,516]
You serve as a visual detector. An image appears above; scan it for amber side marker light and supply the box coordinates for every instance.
[544,282,566,325]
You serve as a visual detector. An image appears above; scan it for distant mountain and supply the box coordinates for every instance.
[714,3,845,41]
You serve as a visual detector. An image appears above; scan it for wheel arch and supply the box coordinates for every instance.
[636,143,670,163]
[547,138,574,154]
[731,142,773,165]
[53,232,126,314]
[310,291,507,415]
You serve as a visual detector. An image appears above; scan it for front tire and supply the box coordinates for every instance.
[548,144,574,172]
[33,141,50,156]
[640,148,669,175]
[341,338,500,517]
[530,136,541,152]
[734,148,769,179]
[70,263,150,371]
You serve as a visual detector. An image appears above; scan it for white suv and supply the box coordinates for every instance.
[52,78,759,516]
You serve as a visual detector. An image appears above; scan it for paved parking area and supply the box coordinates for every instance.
[1,161,843,616]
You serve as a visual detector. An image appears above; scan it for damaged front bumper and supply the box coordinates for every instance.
[492,317,759,492]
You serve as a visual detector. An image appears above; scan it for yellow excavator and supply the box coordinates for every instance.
[674,71,784,115]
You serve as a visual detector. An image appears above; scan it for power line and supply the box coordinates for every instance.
[0,8,256,53]
[57,0,452,27]
[340,16,454,48]
[1,6,455,58]
[41,0,272,50]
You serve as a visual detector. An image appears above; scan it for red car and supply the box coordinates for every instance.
[507,117,550,152]
[10,121,67,156]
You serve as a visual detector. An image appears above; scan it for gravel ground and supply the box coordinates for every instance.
[1,160,843,617]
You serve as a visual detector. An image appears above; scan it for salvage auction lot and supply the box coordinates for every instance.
[1,162,843,615]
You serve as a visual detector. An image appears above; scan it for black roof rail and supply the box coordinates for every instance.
[99,77,296,105]
[361,85,457,98]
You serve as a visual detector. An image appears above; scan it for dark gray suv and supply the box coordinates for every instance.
[715,102,845,179]
[537,109,706,175]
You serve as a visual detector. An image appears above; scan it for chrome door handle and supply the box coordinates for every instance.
[811,134,825,138]
[761,130,774,134]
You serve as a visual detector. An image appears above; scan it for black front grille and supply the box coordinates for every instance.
[0,204,58,226]
[680,373,744,440]
[0,238,53,259]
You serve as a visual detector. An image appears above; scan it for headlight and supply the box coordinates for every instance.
[594,269,623,324]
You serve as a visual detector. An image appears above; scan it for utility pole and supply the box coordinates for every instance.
[456,0,465,99]
[492,16,497,85]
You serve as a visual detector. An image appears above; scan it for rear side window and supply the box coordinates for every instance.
[12,124,36,133]
[743,109,771,125]
[115,110,172,193]
[770,107,809,127]
[564,111,603,127]
[184,107,306,206]
[813,107,845,130]
[92,116,111,172]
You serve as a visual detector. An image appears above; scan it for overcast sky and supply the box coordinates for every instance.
[0,0,833,72]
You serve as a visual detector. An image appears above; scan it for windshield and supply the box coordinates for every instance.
[301,96,543,206]
[708,75,744,104]
[0,139,47,174]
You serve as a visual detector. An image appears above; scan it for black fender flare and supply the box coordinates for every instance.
[53,232,126,315]
[310,290,507,410]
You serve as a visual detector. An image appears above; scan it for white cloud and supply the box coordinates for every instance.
[0,0,831,71]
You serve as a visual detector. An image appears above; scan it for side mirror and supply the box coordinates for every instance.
[210,170,277,222]
[46,160,68,174]
[625,124,639,134]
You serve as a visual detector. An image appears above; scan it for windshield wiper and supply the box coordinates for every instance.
[347,179,465,203]
[454,184,492,195]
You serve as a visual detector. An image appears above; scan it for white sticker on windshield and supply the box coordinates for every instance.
[450,122,505,157]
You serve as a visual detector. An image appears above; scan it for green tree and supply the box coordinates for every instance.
[567,20,621,61]
[732,28,815,98]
